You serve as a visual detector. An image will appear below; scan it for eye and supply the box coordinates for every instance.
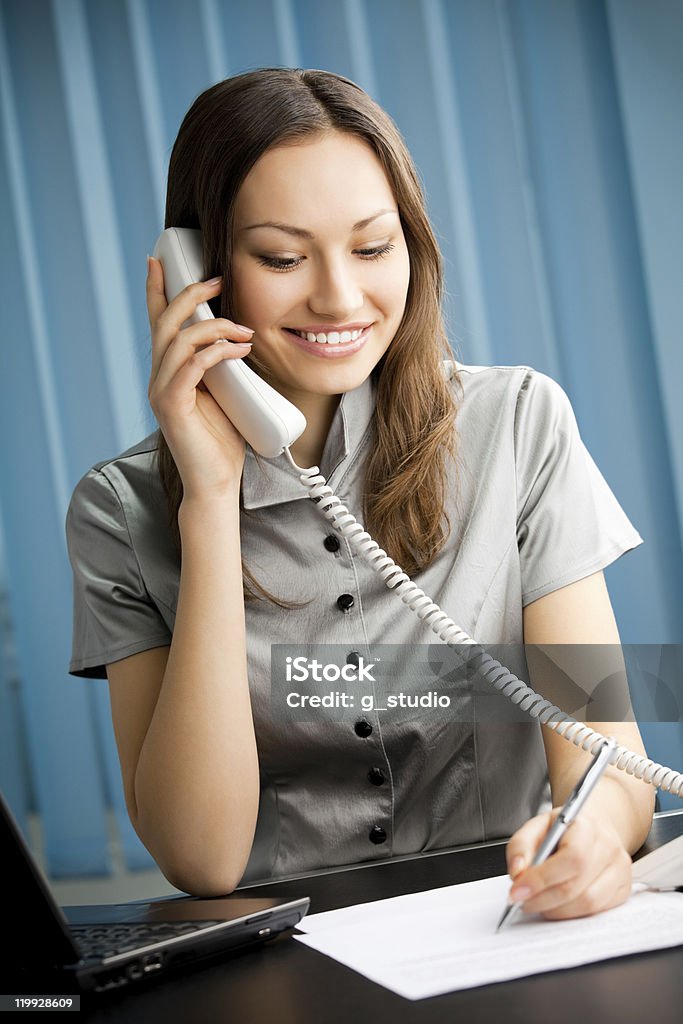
[256,243,396,273]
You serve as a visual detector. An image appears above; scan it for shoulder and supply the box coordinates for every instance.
[443,359,570,424]
[446,360,573,426]
[448,359,556,393]
[67,432,164,529]
[444,358,532,395]
[87,431,161,489]
[66,431,177,602]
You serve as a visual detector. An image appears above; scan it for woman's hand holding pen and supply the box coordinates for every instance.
[146,256,255,500]
[505,809,633,920]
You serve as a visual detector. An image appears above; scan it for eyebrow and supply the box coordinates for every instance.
[240,208,398,238]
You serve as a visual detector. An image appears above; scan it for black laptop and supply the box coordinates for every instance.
[1,790,309,994]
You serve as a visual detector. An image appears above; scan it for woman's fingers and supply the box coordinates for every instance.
[538,858,633,920]
[143,258,253,489]
[147,259,223,375]
[147,260,255,385]
[151,317,254,393]
[155,276,224,338]
[505,810,554,879]
[505,812,586,912]
[506,813,632,919]
[146,256,168,332]
[150,339,253,420]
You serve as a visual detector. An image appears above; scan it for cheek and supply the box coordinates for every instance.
[232,267,291,323]
[390,245,410,290]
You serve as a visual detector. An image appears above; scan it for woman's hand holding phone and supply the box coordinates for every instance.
[146,256,254,500]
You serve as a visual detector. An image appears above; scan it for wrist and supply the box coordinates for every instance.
[576,777,654,854]
[178,488,241,527]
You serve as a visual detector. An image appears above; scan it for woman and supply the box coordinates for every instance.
[67,68,654,914]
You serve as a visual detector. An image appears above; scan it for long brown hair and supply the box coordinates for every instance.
[159,68,460,605]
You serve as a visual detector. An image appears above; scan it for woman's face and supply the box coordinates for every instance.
[230,132,411,411]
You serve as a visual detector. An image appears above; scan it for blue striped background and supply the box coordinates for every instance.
[0,0,681,875]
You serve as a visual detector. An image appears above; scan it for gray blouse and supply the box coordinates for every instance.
[66,362,643,882]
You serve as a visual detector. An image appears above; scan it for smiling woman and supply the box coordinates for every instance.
[228,133,411,441]
[64,68,653,910]
[155,69,455,576]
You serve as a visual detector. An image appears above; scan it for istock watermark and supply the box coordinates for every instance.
[285,655,376,683]
[270,644,683,725]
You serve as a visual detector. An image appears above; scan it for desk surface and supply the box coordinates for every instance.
[60,813,683,1022]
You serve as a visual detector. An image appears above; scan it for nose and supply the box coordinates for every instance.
[307,254,364,321]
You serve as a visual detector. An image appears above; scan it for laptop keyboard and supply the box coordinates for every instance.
[70,921,224,961]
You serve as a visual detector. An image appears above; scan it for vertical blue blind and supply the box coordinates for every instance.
[0,0,681,876]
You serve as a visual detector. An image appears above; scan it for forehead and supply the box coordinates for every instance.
[233,133,395,227]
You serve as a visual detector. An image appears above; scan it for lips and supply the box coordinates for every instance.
[282,324,373,358]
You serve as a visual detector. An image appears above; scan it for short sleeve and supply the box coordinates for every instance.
[514,370,643,606]
[65,469,172,678]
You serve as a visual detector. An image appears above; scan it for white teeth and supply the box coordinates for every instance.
[290,328,364,344]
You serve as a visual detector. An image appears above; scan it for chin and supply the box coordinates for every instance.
[310,362,375,393]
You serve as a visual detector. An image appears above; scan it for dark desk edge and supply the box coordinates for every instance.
[235,808,683,891]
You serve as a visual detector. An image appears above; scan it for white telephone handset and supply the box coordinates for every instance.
[153,227,683,800]
[153,227,306,457]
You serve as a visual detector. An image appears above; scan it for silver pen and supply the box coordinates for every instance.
[496,736,619,932]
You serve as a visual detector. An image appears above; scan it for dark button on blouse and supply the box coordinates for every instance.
[323,534,340,552]
[369,826,387,844]
[368,767,385,786]
[346,650,361,668]
[336,593,355,612]
[354,719,373,738]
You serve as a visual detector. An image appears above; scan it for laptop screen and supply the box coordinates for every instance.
[1,790,81,967]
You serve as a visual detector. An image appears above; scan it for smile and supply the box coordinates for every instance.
[286,328,366,344]
[282,325,373,358]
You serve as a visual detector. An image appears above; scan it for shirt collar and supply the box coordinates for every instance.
[242,372,377,510]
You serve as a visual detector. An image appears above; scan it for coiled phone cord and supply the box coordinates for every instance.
[283,448,683,798]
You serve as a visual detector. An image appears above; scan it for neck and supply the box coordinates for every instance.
[287,392,341,468]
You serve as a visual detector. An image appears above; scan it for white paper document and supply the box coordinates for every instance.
[294,874,683,1000]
